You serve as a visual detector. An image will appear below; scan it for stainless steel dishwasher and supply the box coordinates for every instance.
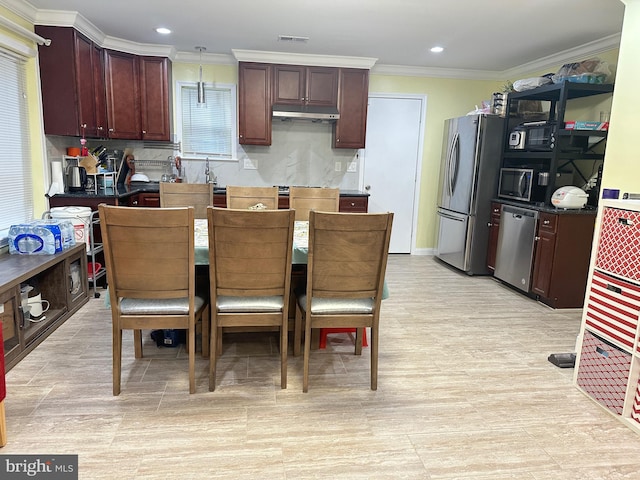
[494,204,539,292]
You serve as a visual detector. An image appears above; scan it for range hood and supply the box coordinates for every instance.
[272,104,340,121]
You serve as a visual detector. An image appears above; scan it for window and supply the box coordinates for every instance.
[176,81,237,160]
[0,49,33,246]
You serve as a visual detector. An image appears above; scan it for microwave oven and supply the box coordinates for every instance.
[498,167,548,203]
[508,121,556,151]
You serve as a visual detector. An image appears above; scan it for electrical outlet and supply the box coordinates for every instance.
[335,161,342,172]
[347,161,357,173]
[244,158,258,170]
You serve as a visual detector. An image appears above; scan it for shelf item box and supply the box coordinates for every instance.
[595,207,640,282]
[564,121,608,131]
[584,270,640,352]
[576,330,631,415]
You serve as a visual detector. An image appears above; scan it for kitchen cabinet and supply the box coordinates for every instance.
[128,193,160,207]
[37,26,172,141]
[531,211,595,308]
[0,244,88,371]
[104,49,141,140]
[486,202,502,272]
[238,62,272,146]
[502,82,613,206]
[36,26,107,137]
[334,68,369,149]
[339,195,368,212]
[139,56,172,141]
[273,65,338,106]
[574,201,640,434]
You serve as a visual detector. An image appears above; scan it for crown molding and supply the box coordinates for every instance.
[0,0,37,23]
[501,33,622,80]
[174,51,236,65]
[232,49,378,69]
[0,1,620,78]
[371,64,502,80]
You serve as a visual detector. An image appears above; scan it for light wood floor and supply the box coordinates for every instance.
[4,255,640,478]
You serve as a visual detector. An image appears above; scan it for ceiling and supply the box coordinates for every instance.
[10,0,626,77]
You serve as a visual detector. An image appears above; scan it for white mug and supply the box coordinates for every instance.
[27,294,50,317]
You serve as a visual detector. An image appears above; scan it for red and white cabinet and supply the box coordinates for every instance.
[575,200,640,430]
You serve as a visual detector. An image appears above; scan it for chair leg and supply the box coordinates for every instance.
[209,314,217,392]
[201,305,210,358]
[133,329,143,358]
[0,400,6,447]
[302,312,311,393]
[371,322,378,391]
[113,326,122,396]
[281,317,288,389]
[294,304,302,356]
[355,328,363,356]
[188,319,196,394]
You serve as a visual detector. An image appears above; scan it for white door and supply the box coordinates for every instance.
[362,94,424,253]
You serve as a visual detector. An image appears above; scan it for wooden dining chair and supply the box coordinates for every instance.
[288,186,340,221]
[99,204,209,395]
[207,207,295,391]
[226,186,279,210]
[296,211,393,392]
[160,182,213,219]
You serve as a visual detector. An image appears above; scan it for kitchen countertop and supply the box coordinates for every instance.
[48,183,369,202]
[493,198,598,215]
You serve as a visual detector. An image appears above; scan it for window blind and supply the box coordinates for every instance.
[180,84,236,158]
[0,49,33,245]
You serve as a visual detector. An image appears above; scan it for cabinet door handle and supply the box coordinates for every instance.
[535,236,540,241]
[487,222,492,227]
[109,128,114,132]
[142,130,146,134]
[543,220,550,225]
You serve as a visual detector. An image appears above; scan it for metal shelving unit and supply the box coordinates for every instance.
[87,210,106,298]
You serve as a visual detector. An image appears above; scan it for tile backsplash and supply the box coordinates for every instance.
[45,121,361,189]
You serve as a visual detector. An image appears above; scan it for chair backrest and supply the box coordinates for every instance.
[289,187,340,221]
[160,182,212,219]
[226,185,279,210]
[207,207,294,297]
[307,211,393,301]
[99,204,195,301]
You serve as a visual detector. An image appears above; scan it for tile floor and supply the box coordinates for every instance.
[3,255,640,478]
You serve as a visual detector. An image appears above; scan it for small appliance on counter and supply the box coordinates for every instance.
[551,186,589,209]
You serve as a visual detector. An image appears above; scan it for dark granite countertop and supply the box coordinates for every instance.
[493,198,597,215]
[48,184,369,202]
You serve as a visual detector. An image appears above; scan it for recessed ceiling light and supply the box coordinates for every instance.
[430,46,444,53]
[156,27,172,35]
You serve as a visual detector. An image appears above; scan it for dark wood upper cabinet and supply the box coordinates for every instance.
[273,65,338,106]
[104,50,141,140]
[334,68,369,149]
[139,56,171,141]
[238,62,272,146]
[36,26,106,137]
[37,26,171,141]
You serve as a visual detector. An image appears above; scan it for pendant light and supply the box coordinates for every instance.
[196,46,206,104]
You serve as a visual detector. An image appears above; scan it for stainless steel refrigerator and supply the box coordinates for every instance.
[435,114,504,275]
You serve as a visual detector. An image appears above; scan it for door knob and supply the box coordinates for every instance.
[365,185,371,191]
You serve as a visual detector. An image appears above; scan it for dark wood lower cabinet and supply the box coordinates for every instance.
[531,212,595,308]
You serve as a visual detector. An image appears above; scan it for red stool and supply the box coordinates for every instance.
[319,328,368,349]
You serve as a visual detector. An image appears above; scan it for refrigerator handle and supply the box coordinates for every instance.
[448,132,460,196]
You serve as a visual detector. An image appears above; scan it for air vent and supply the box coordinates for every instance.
[278,35,309,43]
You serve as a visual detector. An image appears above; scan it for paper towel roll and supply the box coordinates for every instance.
[51,161,65,194]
